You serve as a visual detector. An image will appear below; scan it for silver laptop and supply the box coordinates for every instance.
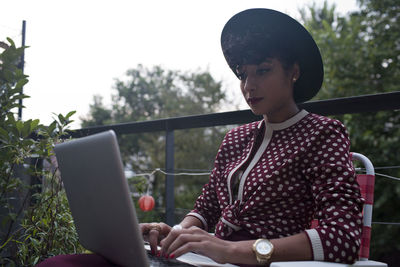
[54,130,238,267]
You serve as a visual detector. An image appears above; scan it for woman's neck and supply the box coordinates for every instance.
[263,104,300,123]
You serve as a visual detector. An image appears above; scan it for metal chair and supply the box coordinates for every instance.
[271,152,387,267]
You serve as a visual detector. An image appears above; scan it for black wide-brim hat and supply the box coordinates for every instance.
[221,8,323,103]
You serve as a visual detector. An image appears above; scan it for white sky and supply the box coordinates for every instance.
[1,0,359,129]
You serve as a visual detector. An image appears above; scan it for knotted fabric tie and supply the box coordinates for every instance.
[215,202,244,238]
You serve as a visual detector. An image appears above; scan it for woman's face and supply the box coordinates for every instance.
[237,58,299,123]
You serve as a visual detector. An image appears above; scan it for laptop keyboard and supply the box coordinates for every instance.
[147,251,196,267]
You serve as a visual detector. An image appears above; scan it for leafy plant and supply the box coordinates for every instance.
[0,38,85,266]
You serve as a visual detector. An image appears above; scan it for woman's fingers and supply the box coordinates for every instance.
[160,226,209,256]
[166,231,230,264]
[140,222,171,255]
[148,229,160,254]
[167,232,204,255]
[140,223,160,254]
[141,223,230,263]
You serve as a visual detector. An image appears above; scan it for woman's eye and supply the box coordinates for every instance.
[257,68,270,75]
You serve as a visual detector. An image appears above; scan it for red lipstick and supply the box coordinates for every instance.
[247,97,263,105]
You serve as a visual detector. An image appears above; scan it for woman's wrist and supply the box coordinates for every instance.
[228,240,260,265]
[180,215,204,230]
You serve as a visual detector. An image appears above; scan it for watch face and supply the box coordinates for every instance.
[256,240,272,255]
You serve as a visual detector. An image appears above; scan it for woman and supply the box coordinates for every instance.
[142,8,364,266]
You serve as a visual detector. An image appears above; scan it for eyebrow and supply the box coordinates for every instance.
[260,58,274,64]
[235,58,275,73]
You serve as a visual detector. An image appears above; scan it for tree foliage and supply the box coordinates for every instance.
[301,0,400,263]
[81,65,229,220]
[0,38,84,265]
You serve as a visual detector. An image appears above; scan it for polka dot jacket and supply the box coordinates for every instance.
[187,110,364,264]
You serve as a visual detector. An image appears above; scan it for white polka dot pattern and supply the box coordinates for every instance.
[190,112,364,264]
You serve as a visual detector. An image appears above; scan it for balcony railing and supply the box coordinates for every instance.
[71,91,400,225]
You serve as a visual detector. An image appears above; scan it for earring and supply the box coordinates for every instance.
[292,77,297,82]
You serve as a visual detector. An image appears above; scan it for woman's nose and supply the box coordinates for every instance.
[243,75,256,92]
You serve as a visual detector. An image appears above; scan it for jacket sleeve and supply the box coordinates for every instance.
[304,119,364,264]
[186,133,229,231]
[187,167,222,231]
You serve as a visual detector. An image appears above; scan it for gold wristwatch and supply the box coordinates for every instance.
[252,239,274,264]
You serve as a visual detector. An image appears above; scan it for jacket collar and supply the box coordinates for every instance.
[257,109,309,131]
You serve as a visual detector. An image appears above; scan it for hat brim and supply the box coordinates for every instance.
[221,8,323,103]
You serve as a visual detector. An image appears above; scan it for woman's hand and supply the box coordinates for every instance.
[140,222,171,255]
[159,226,237,264]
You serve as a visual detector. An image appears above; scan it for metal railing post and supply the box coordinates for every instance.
[165,128,175,226]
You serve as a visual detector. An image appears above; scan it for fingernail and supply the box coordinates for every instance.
[170,254,175,259]
[157,251,161,257]
[165,254,169,259]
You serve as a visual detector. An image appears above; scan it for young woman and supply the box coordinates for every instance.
[142,8,364,266]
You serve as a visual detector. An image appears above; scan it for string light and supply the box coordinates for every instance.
[354,168,400,181]
[127,168,211,179]
[131,167,400,181]
[132,167,400,225]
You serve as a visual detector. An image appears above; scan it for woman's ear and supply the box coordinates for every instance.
[292,63,300,83]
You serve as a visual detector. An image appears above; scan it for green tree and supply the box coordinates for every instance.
[301,0,400,264]
[81,64,230,220]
